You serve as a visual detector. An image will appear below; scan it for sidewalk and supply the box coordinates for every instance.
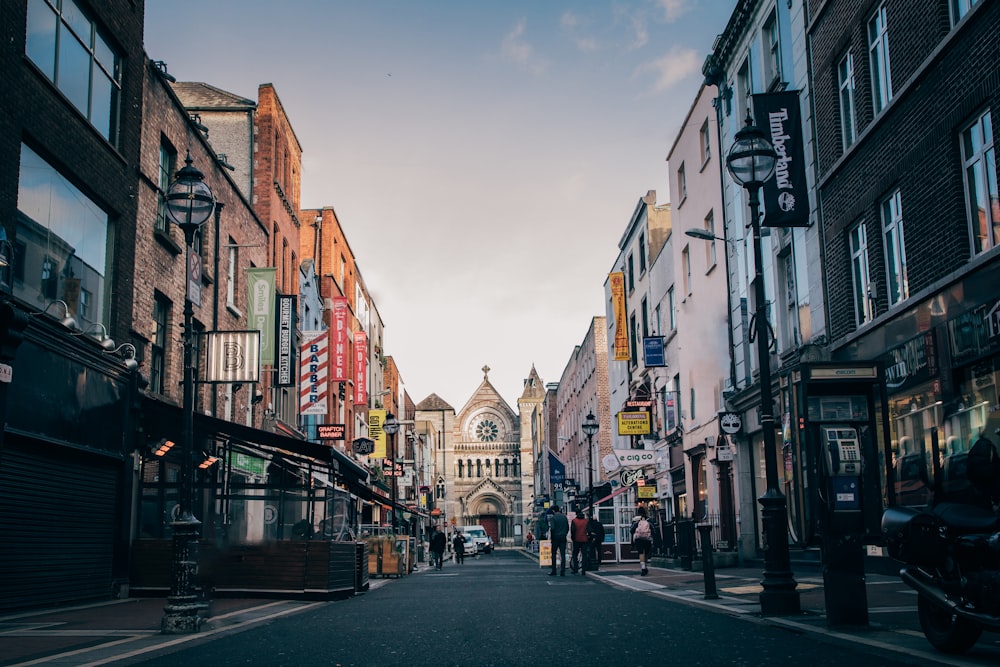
[584,561,1000,666]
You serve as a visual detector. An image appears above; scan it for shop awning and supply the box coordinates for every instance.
[590,483,632,507]
[141,396,369,490]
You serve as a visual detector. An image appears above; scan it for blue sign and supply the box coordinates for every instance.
[643,337,666,367]
[548,452,565,487]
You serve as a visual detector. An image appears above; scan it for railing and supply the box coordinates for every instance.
[656,512,740,558]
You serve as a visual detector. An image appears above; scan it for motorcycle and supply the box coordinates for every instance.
[882,499,1000,653]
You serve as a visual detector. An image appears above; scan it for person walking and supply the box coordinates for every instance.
[631,506,653,576]
[452,530,466,564]
[587,512,606,571]
[430,525,447,570]
[547,505,569,576]
[569,509,590,573]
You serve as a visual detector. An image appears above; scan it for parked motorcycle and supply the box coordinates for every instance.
[882,501,1000,653]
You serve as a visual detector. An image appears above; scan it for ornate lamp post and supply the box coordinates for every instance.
[581,412,599,511]
[162,153,216,634]
[725,113,799,615]
[383,412,400,532]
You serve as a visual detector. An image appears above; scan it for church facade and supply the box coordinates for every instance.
[415,366,544,547]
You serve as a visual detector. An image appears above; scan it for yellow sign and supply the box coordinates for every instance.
[609,272,630,361]
[539,540,552,568]
[637,485,655,499]
[369,409,386,458]
[617,411,651,435]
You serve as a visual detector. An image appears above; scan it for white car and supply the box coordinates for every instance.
[456,525,493,554]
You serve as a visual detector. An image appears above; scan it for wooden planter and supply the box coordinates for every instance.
[129,539,361,599]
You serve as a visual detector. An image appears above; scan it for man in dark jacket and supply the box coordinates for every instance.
[587,513,606,571]
[430,525,447,570]
[547,506,569,576]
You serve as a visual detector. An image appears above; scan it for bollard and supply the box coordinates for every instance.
[697,524,719,600]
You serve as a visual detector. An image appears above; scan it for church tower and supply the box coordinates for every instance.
[518,366,546,538]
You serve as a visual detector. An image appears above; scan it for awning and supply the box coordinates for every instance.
[590,484,632,507]
[141,396,369,490]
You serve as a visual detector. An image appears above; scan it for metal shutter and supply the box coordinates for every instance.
[0,441,119,611]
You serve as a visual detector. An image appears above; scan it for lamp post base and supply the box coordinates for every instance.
[161,516,203,634]
[758,491,800,616]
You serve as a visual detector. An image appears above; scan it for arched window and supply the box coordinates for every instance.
[494,458,500,475]
[503,459,510,477]
[513,456,520,477]
[467,459,473,476]
[485,459,492,476]
[436,478,445,502]
[476,459,482,477]
[457,460,464,478]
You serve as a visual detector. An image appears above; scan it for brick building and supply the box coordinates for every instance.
[0,0,146,609]
[810,0,1000,497]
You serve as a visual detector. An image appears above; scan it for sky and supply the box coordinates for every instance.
[144,0,737,410]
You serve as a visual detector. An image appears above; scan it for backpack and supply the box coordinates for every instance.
[634,518,651,541]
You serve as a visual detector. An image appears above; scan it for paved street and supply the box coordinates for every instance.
[0,550,984,667]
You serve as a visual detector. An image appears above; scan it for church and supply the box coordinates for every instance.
[415,365,545,547]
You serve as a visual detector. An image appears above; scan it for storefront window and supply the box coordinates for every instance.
[16,144,111,329]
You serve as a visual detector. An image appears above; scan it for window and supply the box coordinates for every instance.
[762,11,781,87]
[641,297,649,337]
[704,211,717,269]
[677,163,687,202]
[951,0,981,25]
[682,246,691,295]
[690,387,696,422]
[700,120,711,164]
[156,142,176,234]
[654,303,662,335]
[667,286,676,331]
[227,240,238,308]
[16,144,110,328]
[838,52,857,149]
[638,232,647,274]
[960,110,999,254]
[850,223,873,326]
[629,313,638,369]
[25,0,122,144]
[868,4,892,114]
[736,59,752,121]
[151,295,170,394]
[881,190,908,305]
[627,253,635,292]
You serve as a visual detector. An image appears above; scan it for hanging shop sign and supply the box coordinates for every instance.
[318,424,345,441]
[609,272,629,361]
[753,91,809,228]
[300,331,328,415]
[642,336,666,367]
[617,411,651,435]
[613,448,656,468]
[205,330,260,383]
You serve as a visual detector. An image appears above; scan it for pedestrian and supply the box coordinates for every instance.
[570,509,589,573]
[547,505,569,576]
[453,530,466,564]
[430,524,447,570]
[631,506,653,576]
[587,512,606,571]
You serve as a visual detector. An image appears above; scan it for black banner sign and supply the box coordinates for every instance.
[318,424,345,440]
[753,91,809,228]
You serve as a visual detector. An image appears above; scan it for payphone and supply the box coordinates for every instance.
[822,425,862,513]
[800,363,890,626]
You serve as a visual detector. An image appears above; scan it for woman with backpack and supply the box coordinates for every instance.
[631,505,653,576]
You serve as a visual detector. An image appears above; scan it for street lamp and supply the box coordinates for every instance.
[725,112,800,615]
[581,412,599,511]
[162,152,216,634]
[383,412,400,532]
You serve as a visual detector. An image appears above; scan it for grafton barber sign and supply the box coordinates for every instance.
[753,91,809,228]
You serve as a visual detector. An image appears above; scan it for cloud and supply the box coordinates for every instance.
[501,19,548,74]
[655,0,692,22]
[636,46,703,94]
[561,11,599,52]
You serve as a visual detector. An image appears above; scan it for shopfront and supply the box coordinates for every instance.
[131,397,379,598]
[834,258,1000,509]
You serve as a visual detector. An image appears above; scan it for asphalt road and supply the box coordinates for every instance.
[133,550,929,667]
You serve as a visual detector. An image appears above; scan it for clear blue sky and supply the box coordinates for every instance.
[144,0,737,409]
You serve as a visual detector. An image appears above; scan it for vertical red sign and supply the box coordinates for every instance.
[354,330,367,405]
[331,297,349,382]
